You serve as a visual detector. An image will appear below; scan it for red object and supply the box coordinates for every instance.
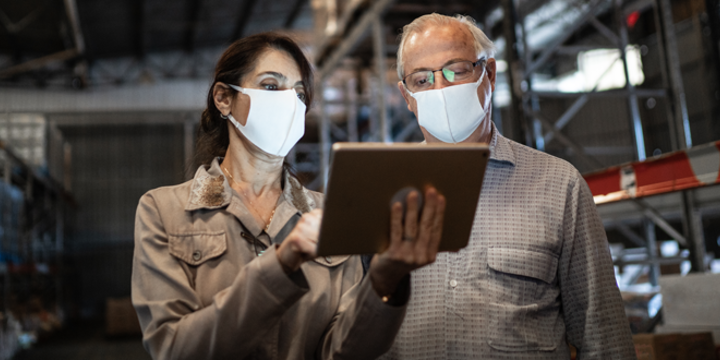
[627,11,640,29]
[584,140,720,204]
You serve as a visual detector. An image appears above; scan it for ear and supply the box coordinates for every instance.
[212,82,233,116]
[486,59,497,93]
[397,81,413,112]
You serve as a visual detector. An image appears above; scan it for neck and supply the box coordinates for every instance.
[222,132,284,196]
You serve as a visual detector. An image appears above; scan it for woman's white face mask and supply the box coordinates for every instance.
[226,84,306,157]
[408,67,491,143]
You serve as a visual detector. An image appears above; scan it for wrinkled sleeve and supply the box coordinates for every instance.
[318,258,410,360]
[559,175,636,359]
[131,192,309,360]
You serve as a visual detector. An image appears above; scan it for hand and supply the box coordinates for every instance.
[369,187,446,297]
[276,209,322,273]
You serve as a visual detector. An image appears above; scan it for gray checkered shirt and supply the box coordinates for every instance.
[380,127,636,359]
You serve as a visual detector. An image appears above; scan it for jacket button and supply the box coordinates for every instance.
[325,256,332,264]
[192,250,202,261]
[450,279,458,288]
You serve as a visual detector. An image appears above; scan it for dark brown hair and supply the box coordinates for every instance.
[193,32,314,169]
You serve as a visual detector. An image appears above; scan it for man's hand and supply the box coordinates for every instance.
[276,209,322,273]
[369,187,446,298]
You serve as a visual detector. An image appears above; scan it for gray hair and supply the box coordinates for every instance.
[396,13,497,80]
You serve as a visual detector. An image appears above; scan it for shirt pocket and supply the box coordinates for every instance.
[486,247,558,352]
[168,231,227,266]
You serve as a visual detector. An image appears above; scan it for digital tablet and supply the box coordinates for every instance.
[316,142,490,256]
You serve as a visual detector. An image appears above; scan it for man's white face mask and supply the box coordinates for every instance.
[226,84,306,157]
[408,66,491,143]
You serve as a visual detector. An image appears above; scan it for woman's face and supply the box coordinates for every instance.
[230,48,306,126]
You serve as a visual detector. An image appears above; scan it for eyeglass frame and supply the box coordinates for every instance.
[401,58,487,93]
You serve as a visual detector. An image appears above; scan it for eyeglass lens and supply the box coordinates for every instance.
[405,61,478,92]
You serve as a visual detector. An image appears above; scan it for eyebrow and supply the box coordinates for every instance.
[257,71,304,87]
[408,58,471,75]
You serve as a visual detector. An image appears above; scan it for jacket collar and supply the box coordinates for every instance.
[185,157,316,215]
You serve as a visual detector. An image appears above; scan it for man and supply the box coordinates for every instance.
[381,13,636,359]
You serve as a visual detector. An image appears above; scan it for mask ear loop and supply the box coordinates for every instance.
[223,84,246,122]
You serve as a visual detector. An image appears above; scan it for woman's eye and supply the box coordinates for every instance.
[297,93,306,102]
[263,83,278,90]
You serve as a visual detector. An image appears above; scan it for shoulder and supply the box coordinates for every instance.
[138,179,195,212]
[505,138,582,182]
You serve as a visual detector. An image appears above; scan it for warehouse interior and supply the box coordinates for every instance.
[0,0,719,358]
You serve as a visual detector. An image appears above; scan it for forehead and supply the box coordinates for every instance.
[247,48,303,83]
[402,23,477,74]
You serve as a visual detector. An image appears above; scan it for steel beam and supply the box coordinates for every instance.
[345,77,359,142]
[635,199,688,247]
[372,18,390,143]
[283,0,307,29]
[530,109,605,169]
[681,192,707,272]
[524,0,605,77]
[317,0,397,80]
[658,0,692,149]
[63,0,86,53]
[184,0,204,52]
[502,0,530,145]
[318,82,331,190]
[615,221,647,247]
[530,89,667,98]
[615,0,647,161]
[589,16,620,47]
[645,219,660,285]
[233,0,259,40]
[542,94,588,144]
[135,0,148,59]
[0,49,78,79]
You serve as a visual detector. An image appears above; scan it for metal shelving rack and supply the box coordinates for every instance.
[0,139,71,351]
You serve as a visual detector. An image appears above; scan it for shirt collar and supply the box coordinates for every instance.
[488,122,516,166]
[420,122,516,166]
[185,158,317,236]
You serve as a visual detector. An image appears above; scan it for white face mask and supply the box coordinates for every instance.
[409,68,490,143]
[226,84,306,157]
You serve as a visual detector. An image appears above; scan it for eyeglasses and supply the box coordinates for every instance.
[402,59,486,93]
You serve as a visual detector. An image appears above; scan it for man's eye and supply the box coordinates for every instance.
[297,93,306,102]
[263,84,278,90]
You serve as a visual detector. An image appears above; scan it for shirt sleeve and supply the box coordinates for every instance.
[559,175,637,359]
[317,260,410,360]
[131,192,309,360]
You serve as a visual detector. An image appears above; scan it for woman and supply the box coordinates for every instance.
[131,32,446,360]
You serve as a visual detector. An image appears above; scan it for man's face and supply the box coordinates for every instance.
[397,23,496,143]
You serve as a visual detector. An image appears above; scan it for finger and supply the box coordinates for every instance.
[389,201,404,252]
[416,187,438,248]
[404,191,419,242]
[428,194,447,254]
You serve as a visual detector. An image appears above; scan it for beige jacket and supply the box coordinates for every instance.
[132,158,407,360]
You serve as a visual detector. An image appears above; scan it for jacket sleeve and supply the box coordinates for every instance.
[559,175,636,359]
[131,192,309,360]
[317,258,410,360]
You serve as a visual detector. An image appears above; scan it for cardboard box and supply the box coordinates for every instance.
[105,297,142,336]
[633,332,716,360]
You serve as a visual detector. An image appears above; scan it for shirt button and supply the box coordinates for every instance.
[325,256,332,264]
[192,250,202,261]
[450,279,458,288]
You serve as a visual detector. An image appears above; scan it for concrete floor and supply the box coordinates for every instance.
[13,322,150,360]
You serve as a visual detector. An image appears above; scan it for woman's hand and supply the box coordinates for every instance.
[276,209,322,273]
[369,187,446,298]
